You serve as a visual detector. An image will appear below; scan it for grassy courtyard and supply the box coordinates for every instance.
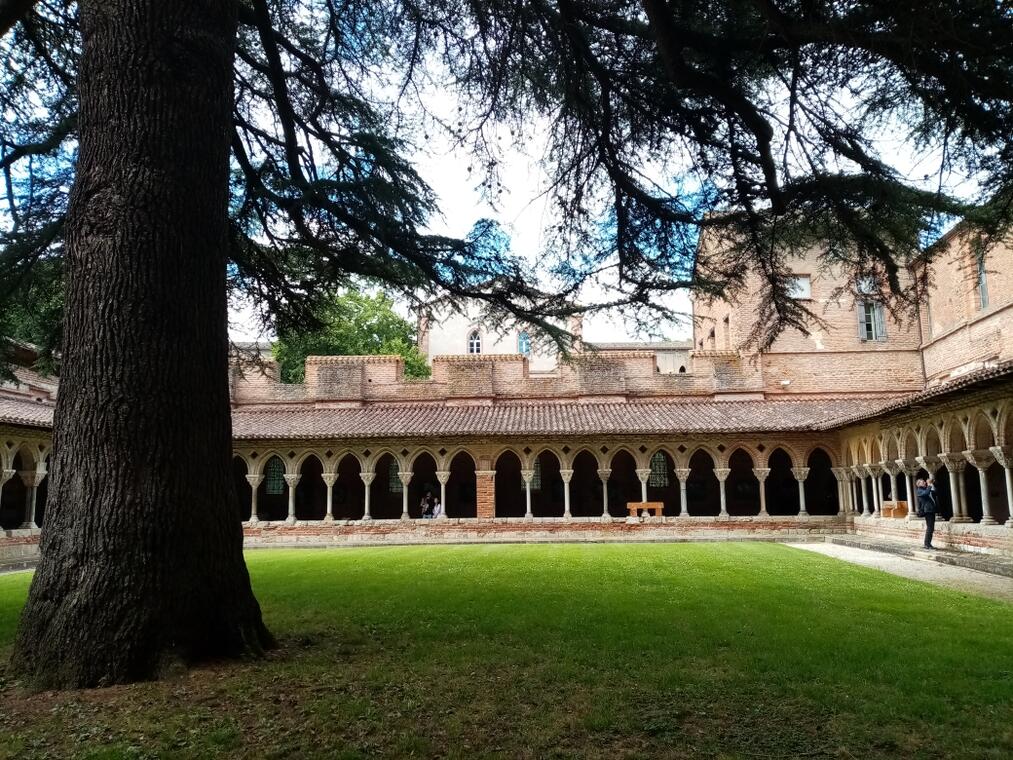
[1,543,1011,759]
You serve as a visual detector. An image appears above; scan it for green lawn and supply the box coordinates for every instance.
[1,543,1011,759]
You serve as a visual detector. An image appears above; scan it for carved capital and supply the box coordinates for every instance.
[989,445,1013,469]
[635,468,652,484]
[895,459,918,477]
[850,466,865,479]
[359,471,376,486]
[790,467,810,482]
[245,473,264,489]
[558,468,574,484]
[674,468,692,481]
[0,468,14,486]
[596,468,612,482]
[475,469,496,481]
[435,470,451,485]
[520,469,535,485]
[752,467,771,482]
[397,471,413,486]
[321,473,338,488]
[19,469,46,488]
[879,460,899,476]
[865,464,882,477]
[283,473,301,488]
[830,467,849,482]
[713,467,731,482]
[915,455,940,472]
[938,453,966,473]
[963,448,995,471]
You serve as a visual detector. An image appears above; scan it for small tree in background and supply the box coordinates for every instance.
[274,290,431,382]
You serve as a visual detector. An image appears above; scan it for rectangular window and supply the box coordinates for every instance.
[977,253,989,309]
[788,275,811,299]
[265,458,285,495]
[648,452,669,487]
[530,458,542,490]
[858,300,887,341]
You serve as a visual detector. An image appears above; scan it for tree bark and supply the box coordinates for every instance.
[10,0,274,689]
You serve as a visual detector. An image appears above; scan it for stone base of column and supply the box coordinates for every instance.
[979,516,999,526]
[285,516,297,525]
[798,511,809,518]
[400,513,410,521]
[600,514,612,523]
[1006,518,1013,528]
[247,517,259,526]
[951,515,974,524]
[361,514,372,521]
[323,515,334,523]
[524,513,534,521]
[18,521,37,530]
[905,512,920,521]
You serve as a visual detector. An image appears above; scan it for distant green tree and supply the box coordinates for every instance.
[274,291,430,383]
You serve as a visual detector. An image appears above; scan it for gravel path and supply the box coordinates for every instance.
[788,542,1013,603]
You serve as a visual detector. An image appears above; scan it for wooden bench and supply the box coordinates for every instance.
[626,501,664,517]
[882,500,908,518]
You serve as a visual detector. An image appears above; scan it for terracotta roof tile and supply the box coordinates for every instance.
[231,398,896,441]
[0,396,55,429]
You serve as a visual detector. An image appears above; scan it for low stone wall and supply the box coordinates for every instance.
[852,516,1013,557]
[0,529,41,567]
[241,515,846,546]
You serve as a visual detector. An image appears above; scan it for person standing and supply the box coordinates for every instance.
[915,477,937,550]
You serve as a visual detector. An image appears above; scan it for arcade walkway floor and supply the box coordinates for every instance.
[2,543,1011,759]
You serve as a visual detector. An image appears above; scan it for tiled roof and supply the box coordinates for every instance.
[822,360,1013,429]
[231,398,896,440]
[0,396,55,429]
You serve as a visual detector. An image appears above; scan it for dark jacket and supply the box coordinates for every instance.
[916,485,937,515]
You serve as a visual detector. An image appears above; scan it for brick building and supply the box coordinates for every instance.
[3,227,1013,559]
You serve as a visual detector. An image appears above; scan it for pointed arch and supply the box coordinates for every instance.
[765,447,799,516]
[726,448,759,516]
[295,453,326,520]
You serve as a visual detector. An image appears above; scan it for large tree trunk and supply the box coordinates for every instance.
[10,0,273,688]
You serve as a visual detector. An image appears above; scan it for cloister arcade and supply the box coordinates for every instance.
[227,437,850,523]
[842,398,1013,527]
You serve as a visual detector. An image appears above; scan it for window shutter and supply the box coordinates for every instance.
[857,302,867,340]
[874,303,886,340]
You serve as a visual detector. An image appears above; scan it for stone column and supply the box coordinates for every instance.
[880,461,900,504]
[896,460,918,520]
[753,467,770,516]
[867,465,883,517]
[322,472,337,522]
[245,473,263,524]
[597,468,612,520]
[831,467,848,515]
[937,454,967,522]
[521,469,535,519]
[964,449,998,525]
[675,467,691,517]
[360,471,375,520]
[851,466,866,515]
[18,470,44,530]
[636,468,651,504]
[475,469,496,519]
[791,467,810,517]
[714,467,730,517]
[398,471,413,519]
[559,469,574,518]
[988,445,1013,528]
[958,467,970,522]
[436,470,450,519]
[283,473,301,524]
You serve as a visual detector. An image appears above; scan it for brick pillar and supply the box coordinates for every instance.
[476,469,496,519]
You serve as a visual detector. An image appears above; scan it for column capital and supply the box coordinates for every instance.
[19,469,47,488]
[879,460,899,476]
[830,466,849,482]
[359,471,376,486]
[520,469,535,485]
[1,468,14,485]
[752,466,771,481]
[558,468,574,483]
[635,468,652,484]
[938,452,967,473]
[790,467,810,482]
[283,473,301,488]
[915,454,940,471]
[895,459,919,477]
[435,470,451,485]
[674,467,691,480]
[245,473,264,488]
[397,470,413,486]
[475,469,496,478]
[321,473,338,488]
[850,465,865,479]
[597,468,612,482]
[989,445,1013,469]
[865,464,882,477]
[963,448,995,471]
[713,467,731,482]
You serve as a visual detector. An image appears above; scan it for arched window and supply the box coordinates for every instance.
[388,459,403,492]
[678,365,686,373]
[517,330,531,355]
[467,329,482,354]
[264,457,285,495]
[530,457,542,490]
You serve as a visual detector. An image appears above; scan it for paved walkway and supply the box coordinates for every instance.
[788,542,1013,603]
